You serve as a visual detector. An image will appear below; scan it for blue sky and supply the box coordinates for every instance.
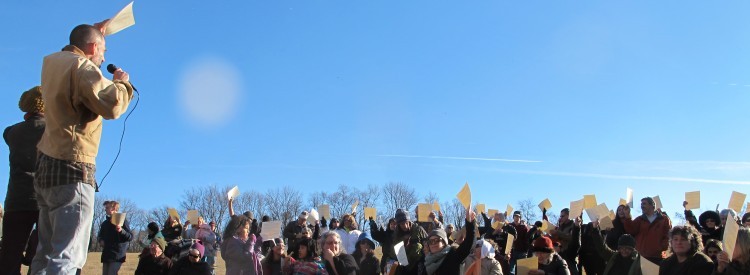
[1,1,749,221]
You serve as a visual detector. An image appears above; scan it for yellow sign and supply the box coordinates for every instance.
[538,198,552,211]
[364,207,377,220]
[685,191,700,210]
[728,191,747,213]
[583,194,597,209]
[476,204,486,214]
[418,203,433,222]
[456,183,471,209]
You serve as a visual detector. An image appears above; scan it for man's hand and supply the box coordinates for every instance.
[93,19,110,35]
[116,225,122,233]
[113,68,129,82]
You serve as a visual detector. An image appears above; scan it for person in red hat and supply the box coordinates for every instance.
[528,236,570,275]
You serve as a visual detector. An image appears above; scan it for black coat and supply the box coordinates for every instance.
[352,251,381,275]
[99,216,133,262]
[169,257,212,275]
[430,220,475,275]
[325,254,359,275]
[136,254,173,275]
[3,114,44,212]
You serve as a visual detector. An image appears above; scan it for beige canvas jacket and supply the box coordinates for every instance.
[38,45,134,164]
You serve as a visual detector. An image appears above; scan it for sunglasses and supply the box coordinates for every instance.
[428,238,442,245]
[189,254,201,258]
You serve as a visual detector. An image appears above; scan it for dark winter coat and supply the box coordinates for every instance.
[135,254,173,275]
[99,216,133,263]
[658,252,714,275]
[324,254,359,275]
[168,257,211,275]
[429,220,475,275]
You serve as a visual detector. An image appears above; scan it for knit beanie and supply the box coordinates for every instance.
[618,234,636,249]
[191,241,205,257]
[428,228,448,245]
[19,86,43,113]
[532,236,554,253]
[152,236,167,252]
[147,222,160,234]
[395,208,410,223]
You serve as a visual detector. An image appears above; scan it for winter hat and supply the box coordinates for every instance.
[191,241,205,257]
[698,211,721,228]
[330,218,340,224]
[19,86,43,113]
[395,208,410,223]
[428,228,448,245]
[743,212,750,224]
[356,232,380,249]
[147,222,160,234]
[300,211,309,219]
[513,211,522,217]
[532,236,554,253]
[152,236,167,252]
[618,234,636,249]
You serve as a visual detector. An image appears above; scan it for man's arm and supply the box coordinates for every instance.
[76,66,134,120]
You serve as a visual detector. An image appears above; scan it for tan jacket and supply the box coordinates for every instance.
[38,45,133,164]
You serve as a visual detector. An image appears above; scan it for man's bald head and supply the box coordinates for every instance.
[69,24,103,51]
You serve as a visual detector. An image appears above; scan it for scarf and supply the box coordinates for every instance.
[425,246,451,275]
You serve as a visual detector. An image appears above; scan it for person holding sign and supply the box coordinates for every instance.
[162,215,184,242]
[98,200,133,275]
[393,208,428,275]
[528,236,570,275]
[479,211,516,274]
[658,225,714,275]
[461,239,503,275]
[619,197,671,265]
[369,217,398,273]
[683,200,724,246]
[284,211,315,253]
[590,229,639,275]
[422,207,476,275]
[221,215,262,275]
[31,15,136,273]
[549,208,580,275]
[510,210,531,274]
[714,227,750,275]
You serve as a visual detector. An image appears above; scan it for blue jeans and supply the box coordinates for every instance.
[30,182,95,275]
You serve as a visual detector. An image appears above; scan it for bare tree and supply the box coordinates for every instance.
[517,198,538,223]
[265,186,303,226]
[356,184,381,229]
[308,191,329,210]
[235,190,267,220]
[423,192,440,204]
[444,199,466,229]
[381,182,419,222]
[179,184,231,230]
[327,185,359,221]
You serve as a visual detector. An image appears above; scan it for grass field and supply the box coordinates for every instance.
[21,252,228,274]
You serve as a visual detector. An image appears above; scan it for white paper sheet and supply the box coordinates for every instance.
[626,188,634,208]
[394,241,409,266]
[640,255,659,275]
[261,221,282,240]
[105,2,135,36]
[310,209,320,221]
[227,186,240,200]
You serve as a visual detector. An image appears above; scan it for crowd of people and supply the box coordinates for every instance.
[1,17,750,275]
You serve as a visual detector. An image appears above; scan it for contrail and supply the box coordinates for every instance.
[490,169,750,185]
[376,154,542,163]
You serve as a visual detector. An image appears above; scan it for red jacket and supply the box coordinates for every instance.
[620,213,671,260]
